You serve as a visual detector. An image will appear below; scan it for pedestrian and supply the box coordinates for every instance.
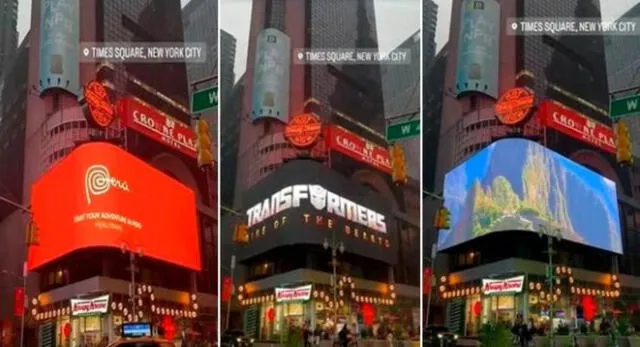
[385,330,393,347]
[303,320,312,347]
[313,324,322,345]
[511,314,529,347]
[338,325,350,347]
[527,318,536,337]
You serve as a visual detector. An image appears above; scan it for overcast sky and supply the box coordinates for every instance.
[221,0,420,81]
[15,0,638,77]
[432,0,638,53]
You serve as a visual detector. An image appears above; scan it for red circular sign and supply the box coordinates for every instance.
[494,87,535,125]
[84,80,114,128]
[284,113,322,148]
[266,308,275,322]
[473,301,482,316]
[62,323,71,338]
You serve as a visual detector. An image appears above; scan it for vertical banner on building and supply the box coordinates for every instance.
[250,29,291,123]
[39,0,80,96]
[13,287,24,317]
[454,0,500,99]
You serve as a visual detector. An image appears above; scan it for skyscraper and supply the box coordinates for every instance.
[16,1,217,343]
[605,3,640,94]
[222,0,420,335]
[423,0,438,64]
[435,0,610,189]
[183,0,219,85]
[604,4,640,169]
[220,29,237,112]
[235,0,386,198]
[0,32,28,329]
[428,0,626,333]
[381,30,420,179]
[183,0,220,154]
[0,0,18,77]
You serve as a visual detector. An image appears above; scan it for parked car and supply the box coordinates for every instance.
[108,337,175,347]
[423,325,458,346]
[222,330,254,347]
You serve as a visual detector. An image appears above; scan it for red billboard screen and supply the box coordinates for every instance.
[28,142,201,271]
[538,100,616,154]
[325,125,391,174]
[118,96,197,158]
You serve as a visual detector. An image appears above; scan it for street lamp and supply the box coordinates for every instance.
[323,237,344,331]
[538,225,561,347]
[121,244,143,322]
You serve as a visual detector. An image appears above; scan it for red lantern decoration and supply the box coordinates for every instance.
[161,316,177,341]
[62,323,71,338]
[266,308,275,322]
[423,268,432,294]
[361,303,376,326]
[473,301,482,316]
[581,296,597,321]
[13,287,24,317]
[221,277,232,303]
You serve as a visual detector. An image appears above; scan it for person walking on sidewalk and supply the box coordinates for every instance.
[303,320,312,347]
[511,314,530,347]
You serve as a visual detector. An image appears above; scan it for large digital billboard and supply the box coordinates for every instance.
[39,0,80,96]
[440,138,622,254]
[238,160,397,264]
[250,29,291,123]
[454,0,500,99]
[29,142,201,271]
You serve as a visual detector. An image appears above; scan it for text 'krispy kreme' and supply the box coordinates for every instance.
[71,295,110,316]
[482,276,525,295]
[275,285,312,302]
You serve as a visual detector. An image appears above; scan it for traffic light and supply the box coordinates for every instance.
[390,143,408,185]
[433,206,451,230]
[195,119,214,168]
[616,121,633,166]
[233,222,249,244]
[26,220,39,246]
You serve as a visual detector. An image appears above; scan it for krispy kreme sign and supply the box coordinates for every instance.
[275,285,313,302]
[482,276,525,295]
[71,295,110,316]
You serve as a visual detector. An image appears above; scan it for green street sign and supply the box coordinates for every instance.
[386,119,420,141]
[191,86,218,114]
[610,94,640,120]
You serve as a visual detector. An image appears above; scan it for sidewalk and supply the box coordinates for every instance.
[253,340,420,347]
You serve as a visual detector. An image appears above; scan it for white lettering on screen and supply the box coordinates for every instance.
[246,184,387,233]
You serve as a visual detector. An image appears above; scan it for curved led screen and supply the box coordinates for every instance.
[238,160,397,264]
[29,142,201,271]
[439,138,622,254]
